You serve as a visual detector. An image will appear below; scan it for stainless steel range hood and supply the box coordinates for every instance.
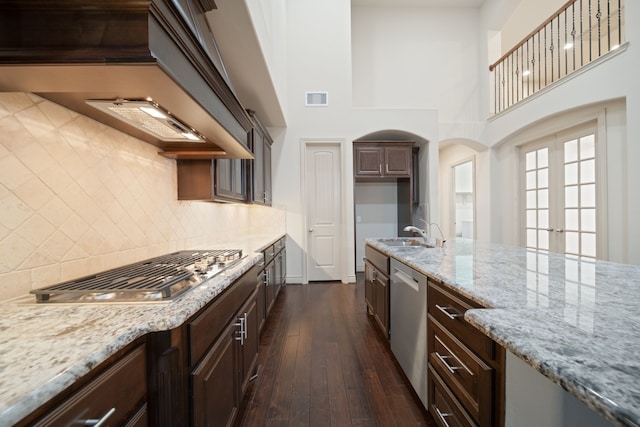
[0,0,254,159]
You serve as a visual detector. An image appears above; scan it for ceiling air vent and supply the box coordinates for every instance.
[305,91,328,107]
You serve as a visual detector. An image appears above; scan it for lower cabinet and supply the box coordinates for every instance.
[364,244,390,338]
[427,280,504,427]
[19,342,148,427]
[189,266,259,427]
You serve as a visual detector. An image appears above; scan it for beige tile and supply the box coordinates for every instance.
[13,176,55,211]
[0,155,33,191]
[37,99,75,129]
[57,182,101,225]
[60,258,90,282]
[62,244,89,262]
[30,263,61,290]
[15,104,56,139]
[0,234,35,271]
[15,214,55,247]
[20,249,57,270]
[39,197,73,227]
[14,140,57,175]
[0,269,32,301]
[40,230,75,262]
[0,193,33,230]
[38,165,74,196]
[59,212,90,242]
[76,227,105,256]
[0,93,34,114]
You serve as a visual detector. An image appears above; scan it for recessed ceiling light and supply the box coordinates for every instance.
[522,70,531,76]
[564,42,574,50]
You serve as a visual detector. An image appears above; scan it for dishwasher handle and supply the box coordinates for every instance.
[392,268,420,292]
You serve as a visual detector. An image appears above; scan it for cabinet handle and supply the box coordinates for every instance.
[258,261,265,267]
[435,352,463,374]
[234,316,245,345]
[435,304,462,320]
[435,407,454,427]
[85,408,116,426]
[243,312,248,340]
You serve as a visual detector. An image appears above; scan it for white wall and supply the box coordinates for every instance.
[500,0,567,51]
[355,182,399,272]
[276,0,448,284]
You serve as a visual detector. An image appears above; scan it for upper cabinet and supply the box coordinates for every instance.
[354,142,413,179]
[248,110,273,206]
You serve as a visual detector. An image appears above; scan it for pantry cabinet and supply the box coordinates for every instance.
[248,110,273,205]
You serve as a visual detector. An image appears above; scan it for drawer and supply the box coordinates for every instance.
[429,316,493,427]
[365,244,389,275]
[31,343,147,427]
[429,364,477,427]
[428,281,494,360]
[189,265,257,366]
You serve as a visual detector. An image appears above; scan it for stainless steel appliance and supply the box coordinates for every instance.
[30,249,243,304]
[390,258,428,407]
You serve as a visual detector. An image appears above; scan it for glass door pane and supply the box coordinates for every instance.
[453,161,474,239]
[524,148,550,251]
[563,134,597,258]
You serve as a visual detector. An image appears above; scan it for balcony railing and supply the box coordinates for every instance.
[490,0,625,115]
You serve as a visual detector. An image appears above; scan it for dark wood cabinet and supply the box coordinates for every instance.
[176,158,246,202]
[354,142,413,179]
[364,244,390,338]
[215,158,247,202]
[427,281,505,427]
[19,342,148,427]
[191,321,237,427]
[248,110,273,205]
[256,237,286,331]
[189,265,259,427]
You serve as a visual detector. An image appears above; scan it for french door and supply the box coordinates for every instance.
[521,124,599,258]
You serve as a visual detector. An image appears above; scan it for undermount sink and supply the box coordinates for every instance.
[378,238,433,248]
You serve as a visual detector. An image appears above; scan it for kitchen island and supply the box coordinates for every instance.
[367,237,640,427]
[0,232,284,426]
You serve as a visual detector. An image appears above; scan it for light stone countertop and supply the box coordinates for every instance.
[0,232,285,426]
[367,237,640,427]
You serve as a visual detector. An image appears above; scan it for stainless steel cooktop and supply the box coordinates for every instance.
[29,249,244,303]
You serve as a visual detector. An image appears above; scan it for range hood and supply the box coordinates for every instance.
[0,0,254,159]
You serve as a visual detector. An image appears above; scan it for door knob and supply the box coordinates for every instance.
[308,228,314,232]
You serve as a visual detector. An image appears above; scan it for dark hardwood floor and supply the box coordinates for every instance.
[235,278,436,427]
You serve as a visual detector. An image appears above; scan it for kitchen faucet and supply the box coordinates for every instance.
[403,225,429,244]
[418,219,447,247]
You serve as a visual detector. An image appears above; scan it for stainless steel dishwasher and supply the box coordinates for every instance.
[390,258,428,408]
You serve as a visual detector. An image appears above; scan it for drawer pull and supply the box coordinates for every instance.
[435,407,453,427]
[435,352,463,374]
[436,304,462,320]
[85,407,116,426]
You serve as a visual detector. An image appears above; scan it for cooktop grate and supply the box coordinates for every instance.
[30,249,242,302]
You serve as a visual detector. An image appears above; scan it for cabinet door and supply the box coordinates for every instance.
[354,145,384,177]
[256,277,266,335]
[215,158,247,202]
[383,146,412,177]
[251,128,266,203]
[374,273,390,336]
[238,294,259,396]
[263,141,272,205]
[364,261,376,314]
[265,261,276,315]
[191,322,238,427]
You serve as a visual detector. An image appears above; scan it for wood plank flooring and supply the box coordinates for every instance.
[235,279,436,427]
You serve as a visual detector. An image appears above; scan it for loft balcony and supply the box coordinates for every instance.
[490,0,626,115]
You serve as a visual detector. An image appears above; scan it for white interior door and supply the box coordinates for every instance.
[305,143,342,282]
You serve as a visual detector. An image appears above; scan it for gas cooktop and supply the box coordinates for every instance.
[29,249,244,303]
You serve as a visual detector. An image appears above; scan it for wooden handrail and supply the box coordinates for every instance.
[489,0,577,71]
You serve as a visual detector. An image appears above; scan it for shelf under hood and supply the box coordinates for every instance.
[0,0,254,159]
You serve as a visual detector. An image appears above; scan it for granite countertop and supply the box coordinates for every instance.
[0,232,285,426]
[367,237,640,427]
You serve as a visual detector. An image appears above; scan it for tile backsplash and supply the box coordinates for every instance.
[0,93,284,301]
